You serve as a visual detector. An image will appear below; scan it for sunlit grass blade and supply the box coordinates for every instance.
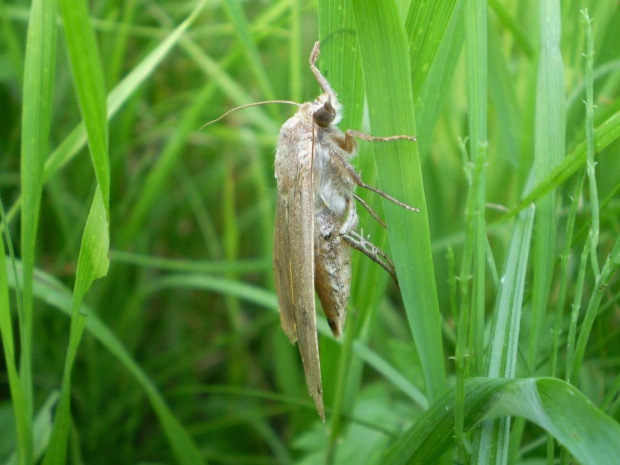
[351,0,447,405]
[57,0,109,206]
[383,377,620,465]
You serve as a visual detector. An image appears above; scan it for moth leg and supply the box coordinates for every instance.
[329,151,420,212]
[309,41,338,100]
[346,129,416,144]
[353,193,387,229]
[343,230,399,287]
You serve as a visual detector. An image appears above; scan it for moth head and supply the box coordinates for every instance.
[312,94,341,128]
[313,100,336,128]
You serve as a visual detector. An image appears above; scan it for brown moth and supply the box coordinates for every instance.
[273,41,418,420]
[204,41,418,421]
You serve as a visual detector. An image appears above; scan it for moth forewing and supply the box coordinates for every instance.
[274,104,325,421]
[273,199,296,343]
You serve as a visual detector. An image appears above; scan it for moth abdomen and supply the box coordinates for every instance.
[314,208,351,338]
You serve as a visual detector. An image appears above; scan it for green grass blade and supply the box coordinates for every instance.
[571,238,620,382]
[222,0,277,103]
[550,171,585,378]
[105,0,139,86]
[0,0,25,85]
[464,0,488,378]
[319,0,364,130]
[318,0,366,449]
[383,377,620,465]
[18,1,58,450]
[582,10,600,274]
[121,4,280,245]
[412,1,464,158]
[6,264,207,465]
[57,0,109,207]
[352,341,427,409]
[502,108,620,220]
[0,221,30,465]
[351,0,447,404]
[2,0,208,228]
[42,189,109,465]
[289,0,302,103]
[5,391,59,465]
[405,0,458,100]
[42,0,111,457]
[487,208,535,378]
[473,206,535,463]
[527,0,566,372]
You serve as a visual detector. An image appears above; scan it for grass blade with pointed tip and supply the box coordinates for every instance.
[42,0,110,458]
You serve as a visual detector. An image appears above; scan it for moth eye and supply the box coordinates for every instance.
[313,101,335,128]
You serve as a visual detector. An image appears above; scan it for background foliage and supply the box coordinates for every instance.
[1,0,620,463]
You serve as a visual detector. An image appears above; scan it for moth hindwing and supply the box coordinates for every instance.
[272,41,418,421]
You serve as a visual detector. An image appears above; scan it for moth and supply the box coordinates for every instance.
[273,42,418,421]
[204,41,418,421]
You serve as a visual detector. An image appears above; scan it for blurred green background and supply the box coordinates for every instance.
[1,0,620,464]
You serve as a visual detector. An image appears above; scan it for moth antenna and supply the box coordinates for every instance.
[309,41,338,100]
[200,100,300,130]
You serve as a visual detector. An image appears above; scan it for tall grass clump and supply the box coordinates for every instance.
[1,0,619,463]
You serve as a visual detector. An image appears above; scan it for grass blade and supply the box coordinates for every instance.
[18,2,58,457]
[351,0,447,404]
[3,0,208,227]
[383,377,620,465]
[502,108,620,220]
[0,212,30,465]
[42,0,110,458]
[527,0,566,372]
[317,0,368,452]
[473,206,535,463]
[5,263,207,465]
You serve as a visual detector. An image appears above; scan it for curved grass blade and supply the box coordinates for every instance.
[384,377,620,465]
